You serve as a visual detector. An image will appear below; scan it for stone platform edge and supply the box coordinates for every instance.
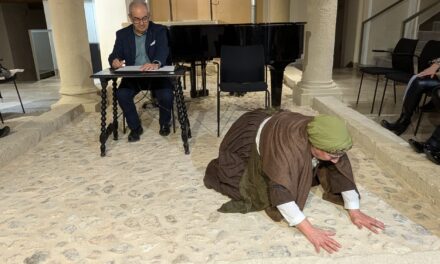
[0,104,84,168]
[215,250,440,264]
[312,96,440,208]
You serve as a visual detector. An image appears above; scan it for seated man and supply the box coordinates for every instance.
[381,58,440,135]
[408,85,440,165]
[204,109,385,254]
[0,125,10,138]
[108,0,173,142]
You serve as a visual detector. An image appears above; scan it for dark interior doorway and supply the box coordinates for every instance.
[334,0,346,68]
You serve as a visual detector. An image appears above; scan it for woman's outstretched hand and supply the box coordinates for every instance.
[296,218,341,254]
[348,209,385,233]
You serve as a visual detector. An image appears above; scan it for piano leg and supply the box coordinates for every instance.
[190,61,197,98]
[269,66,285,108]
[189,60,209,98]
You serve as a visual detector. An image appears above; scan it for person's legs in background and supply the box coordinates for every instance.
[150,77,173,136]
[116,79,143,142]
[408,85,440,165]
[381,77,440,135]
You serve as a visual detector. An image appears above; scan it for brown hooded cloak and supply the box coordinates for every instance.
[204,109,358,218]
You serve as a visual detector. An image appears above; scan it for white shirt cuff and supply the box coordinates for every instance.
[276,201,306,226]
[341,190,360,209]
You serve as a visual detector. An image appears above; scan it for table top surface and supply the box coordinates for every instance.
[90,68,185,79]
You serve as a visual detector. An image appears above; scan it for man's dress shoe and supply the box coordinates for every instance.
[408,139,425,153]
[159,124,170,136]
[128,126,143,142]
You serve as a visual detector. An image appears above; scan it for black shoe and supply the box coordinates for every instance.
[424,145,440,165]
[128,126,143,142]
[0,126,10,138]
[380,115,411,136]
[159,124,170,136]
[408,139,425,153]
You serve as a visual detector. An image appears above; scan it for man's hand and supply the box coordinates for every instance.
[296,219,341,254]
[112,58,125,69]
[348,209,385,233]
[140,63,159,71]
[417,63,440,78]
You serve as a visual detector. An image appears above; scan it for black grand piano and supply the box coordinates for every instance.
[168,22,305,107]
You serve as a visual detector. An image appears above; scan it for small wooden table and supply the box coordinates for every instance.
[90,68,191,156]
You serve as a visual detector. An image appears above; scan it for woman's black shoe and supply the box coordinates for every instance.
[380,115,411,135]
[408,139,425,153]
[424,145,440,165]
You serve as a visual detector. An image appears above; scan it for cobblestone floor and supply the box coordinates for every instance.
[1,82,439,263]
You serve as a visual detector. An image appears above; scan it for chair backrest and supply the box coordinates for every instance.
[418,40,440,73]
[220,45,265,84]
[391,38,418,74]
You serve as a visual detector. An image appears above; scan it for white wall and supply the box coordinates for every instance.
[289,0,306,22]
[361,0,415,65]
[94,0,128,69]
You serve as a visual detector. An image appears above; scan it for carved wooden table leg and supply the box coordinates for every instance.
[99,79,108,157]
[112,79,118,140]
[173,77,191,154]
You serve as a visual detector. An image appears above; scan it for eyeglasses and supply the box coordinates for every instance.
[327,152,345,159]
[131,15,149,24]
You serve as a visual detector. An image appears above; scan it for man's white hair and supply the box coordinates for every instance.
[128,0,149,16]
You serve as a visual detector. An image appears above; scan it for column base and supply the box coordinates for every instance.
[292,80,342,106]
[52,92,101,112]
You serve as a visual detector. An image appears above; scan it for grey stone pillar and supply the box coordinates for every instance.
[48,0,99,112]
[292,0,342,106]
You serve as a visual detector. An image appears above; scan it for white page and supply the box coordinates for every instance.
[115,65,175,72]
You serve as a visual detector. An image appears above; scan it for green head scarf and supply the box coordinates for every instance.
[306,115,352,154]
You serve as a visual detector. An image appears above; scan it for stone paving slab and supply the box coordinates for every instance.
[1,90,439,263]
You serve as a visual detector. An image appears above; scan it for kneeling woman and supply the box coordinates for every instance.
[204,109,385,254]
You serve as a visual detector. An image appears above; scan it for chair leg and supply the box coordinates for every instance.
[264,91,268,109]
[370,75,380,114]
[13,79,25,113]
[266,90,271,109]
[414,94,428,136]
[378,78,388,116]
[414,111,423,136]
[217,89,220,137]
[356,73,364,105]
[0,111,3,124]
[122,113,126,134]
[172,103,176,134]
[393,82,397,104]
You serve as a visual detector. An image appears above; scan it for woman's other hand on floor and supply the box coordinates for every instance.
[296,218,341,254]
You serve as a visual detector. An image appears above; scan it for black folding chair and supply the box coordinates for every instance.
[379,40,440,117]
[216,45,269,137]
[356,38,418,113]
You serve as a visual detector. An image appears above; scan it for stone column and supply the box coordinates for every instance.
[292,0,342,106]
[48,0,99,112]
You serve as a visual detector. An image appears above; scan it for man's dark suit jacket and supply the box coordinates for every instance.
[108,22,169,68]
